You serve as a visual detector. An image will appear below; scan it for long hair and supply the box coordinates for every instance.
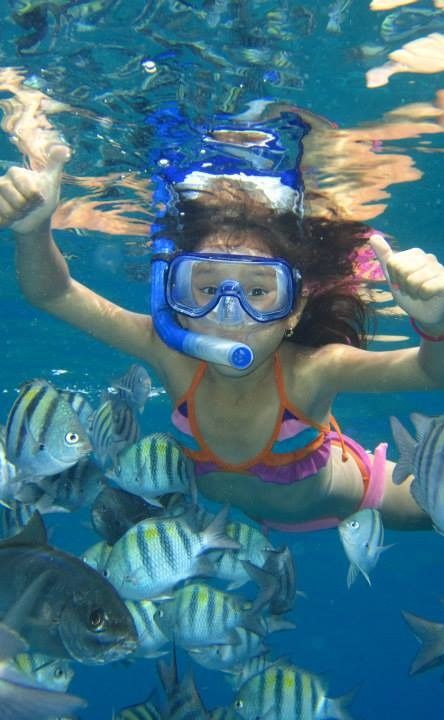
[157,180,373,348]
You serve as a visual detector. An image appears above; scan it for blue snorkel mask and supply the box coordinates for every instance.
[147,101,310,370]
[150,242,301,369]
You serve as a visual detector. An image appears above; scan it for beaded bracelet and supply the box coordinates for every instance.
[410,317,444,342]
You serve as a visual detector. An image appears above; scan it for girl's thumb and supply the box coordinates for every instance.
[368,233,392,265]
[43,144,71,178]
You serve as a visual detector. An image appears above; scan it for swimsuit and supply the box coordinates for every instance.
[171,354,386,532]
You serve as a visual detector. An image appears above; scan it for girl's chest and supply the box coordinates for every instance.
[194,390,280,463]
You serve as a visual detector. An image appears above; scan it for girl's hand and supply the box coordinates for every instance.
[369,233,444,327]
[0,144,70,235]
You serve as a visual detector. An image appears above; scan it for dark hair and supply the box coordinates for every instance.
[157,180,374,348]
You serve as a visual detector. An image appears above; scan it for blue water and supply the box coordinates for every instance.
[1,0,444,717]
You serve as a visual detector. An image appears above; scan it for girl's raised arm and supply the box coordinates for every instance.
[0,145,163,367]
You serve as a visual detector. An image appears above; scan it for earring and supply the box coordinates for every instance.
[285,327,295,338]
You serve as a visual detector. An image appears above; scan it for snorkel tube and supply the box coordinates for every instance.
[150,238,254,370]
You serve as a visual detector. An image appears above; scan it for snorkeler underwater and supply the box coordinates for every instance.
[1,0,444,717]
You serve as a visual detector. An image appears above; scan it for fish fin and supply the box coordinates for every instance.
[402,610,444,675]
[265,615,297,634]
[226,578,248,591]
[14,482,45,505]
[362,569,372,587]
[200,505,240,551]
[143,496,164,509]
[241,611,266,637]
[0,511,47,548]
[140,649,170,659]
[346,563,359,589]
[389,416,416,484]
[376,543,395,557]
[410,412,437,443]
[0,679,87,720]
[320,688,357,720]
[2,571,53,634]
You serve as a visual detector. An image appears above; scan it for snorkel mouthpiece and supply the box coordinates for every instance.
[150,239,254,370]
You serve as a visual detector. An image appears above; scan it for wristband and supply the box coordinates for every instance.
[410,317,444,342]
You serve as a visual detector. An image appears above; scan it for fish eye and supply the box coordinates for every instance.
[54,667,65,678]
[38,443,45,451]
[65,431,80,445]
[234,700,243,710]
[349,520,360,529]
[89,608,105,630]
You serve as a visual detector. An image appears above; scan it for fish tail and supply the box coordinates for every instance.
[321,688,356,720]
[201,505,240,551]
[402,610,444,675]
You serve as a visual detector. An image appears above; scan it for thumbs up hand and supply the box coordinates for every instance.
[369,233,444,327]
[0,144,71,235]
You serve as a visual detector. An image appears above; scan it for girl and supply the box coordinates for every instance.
[1,143,444,531]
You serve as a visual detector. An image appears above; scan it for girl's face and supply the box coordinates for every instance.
[179,231,302,375]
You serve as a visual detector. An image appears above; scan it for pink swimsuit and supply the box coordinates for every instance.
[171,354,386,532]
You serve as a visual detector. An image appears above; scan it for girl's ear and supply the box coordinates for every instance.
[286,294,308,333]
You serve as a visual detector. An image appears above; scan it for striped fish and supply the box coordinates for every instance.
[107,364,152,413]
[104,506,239,600]
[338,508,387,588]
[233,663,355,720]
[380,8,444,43]
[82,540,113,574]
[154,581,265,649]
[326,0,352,33]
[34,458,107,513]
[390,413,444,533]
[0,434,19,505]
[0,624,86,720]
[0,500,35,539]
[211,521,275,590]
[59,390,94,435]
[227,655,279,692]
[125,599,169,658]
[108,433,195,506]
[188,625,268,672]
[261,545,297,615]
[90,399,140,468]
[113,697,163,720]
[13,653,74,691]
[5,380,92,478]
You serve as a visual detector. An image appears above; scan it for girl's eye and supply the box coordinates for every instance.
[200,286,217,295]
[249,287,267,297]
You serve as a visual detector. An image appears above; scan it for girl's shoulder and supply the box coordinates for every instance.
[279,343,339,419]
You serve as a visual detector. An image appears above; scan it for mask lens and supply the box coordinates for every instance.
[167,253,298,321]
